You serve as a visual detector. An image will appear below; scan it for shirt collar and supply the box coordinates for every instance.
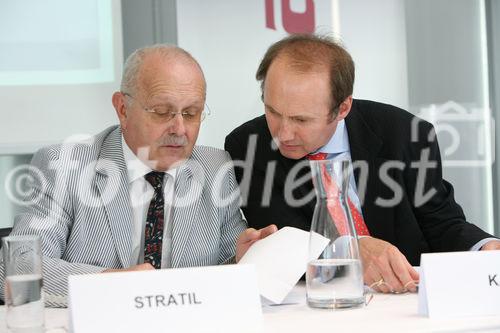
[121,136,177,184]
[315,119,349,155]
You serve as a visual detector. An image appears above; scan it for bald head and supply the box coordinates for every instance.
[121,44,206,97]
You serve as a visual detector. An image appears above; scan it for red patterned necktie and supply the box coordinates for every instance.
[307,153,370,236]
[144,171,165,268]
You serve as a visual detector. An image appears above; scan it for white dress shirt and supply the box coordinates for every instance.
[121,137,177,267]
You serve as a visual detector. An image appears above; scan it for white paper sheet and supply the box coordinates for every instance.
[238,227,329,304]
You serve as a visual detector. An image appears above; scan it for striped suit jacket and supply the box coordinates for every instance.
[0,126,246,307]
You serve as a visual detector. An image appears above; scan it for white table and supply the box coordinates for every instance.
[263,284,500,332]
[2,284,500,332]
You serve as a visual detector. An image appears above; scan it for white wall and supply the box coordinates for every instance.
[339,0,409,110]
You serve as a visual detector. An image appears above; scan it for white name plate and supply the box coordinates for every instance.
[68,264,262,333]
[418,251,500,318]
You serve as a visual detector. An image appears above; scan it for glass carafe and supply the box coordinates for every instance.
[306,159,365,309]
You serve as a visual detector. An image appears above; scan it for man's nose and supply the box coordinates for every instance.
[277,118,294,142]
[168,113,186,135]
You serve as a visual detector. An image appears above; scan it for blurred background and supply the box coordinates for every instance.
[1,0,499,238]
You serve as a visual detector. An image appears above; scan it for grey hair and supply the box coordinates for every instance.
[120,44,204,97]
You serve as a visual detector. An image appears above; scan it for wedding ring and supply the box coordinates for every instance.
[369,278,384,289]
[404,280,417,289]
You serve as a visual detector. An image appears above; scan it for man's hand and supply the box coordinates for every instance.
[103,263,155,273]
[236,225,278,262]
[481,240,500,250]
[359,237,419,293]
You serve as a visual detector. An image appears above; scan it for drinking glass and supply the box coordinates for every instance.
[3,235,45,332]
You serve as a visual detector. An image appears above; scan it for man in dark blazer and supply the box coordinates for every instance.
[225,34,499,293]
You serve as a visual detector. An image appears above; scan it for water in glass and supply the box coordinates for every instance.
[2,235,45,333]
[5,274,44,332]
[307,258,364,308]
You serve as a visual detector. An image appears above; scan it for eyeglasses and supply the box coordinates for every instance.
[122,92,210,123]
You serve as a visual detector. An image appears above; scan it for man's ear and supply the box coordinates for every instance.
[112,92,128,129]
[336,95,353,121]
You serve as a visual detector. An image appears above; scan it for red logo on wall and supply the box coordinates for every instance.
[265,0,315,33]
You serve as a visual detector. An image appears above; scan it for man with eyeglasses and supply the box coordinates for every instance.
[0,45,276,307]
[225,34,500,294]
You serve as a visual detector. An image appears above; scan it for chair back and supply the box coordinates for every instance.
[0,227,11,304]
[0,227,12,243]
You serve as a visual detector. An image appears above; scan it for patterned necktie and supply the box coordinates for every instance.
[144,171,165,269]
[307,153,370,236]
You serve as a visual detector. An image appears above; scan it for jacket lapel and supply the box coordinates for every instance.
[345,103,393,240]
[95,127,134,268]
[170,151,204,268]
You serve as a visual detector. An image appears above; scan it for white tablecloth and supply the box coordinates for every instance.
[2,283,500,332]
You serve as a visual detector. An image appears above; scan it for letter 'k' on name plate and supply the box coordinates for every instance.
[418,250,500,318]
